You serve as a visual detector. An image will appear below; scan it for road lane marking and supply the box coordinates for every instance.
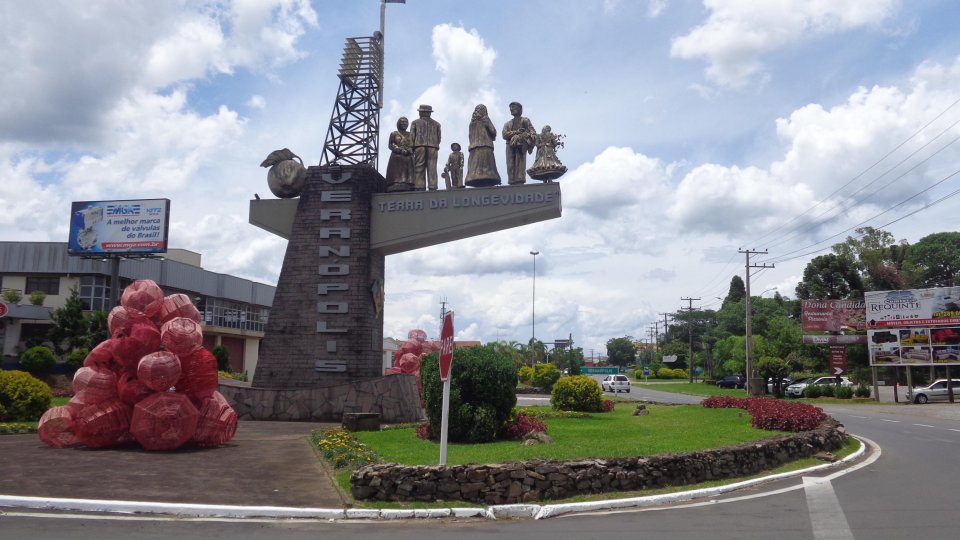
[803,477,855,540]
[879,419,900,423]
[849,415,870,419]
[912,424,935,428]
[949,429,960,433]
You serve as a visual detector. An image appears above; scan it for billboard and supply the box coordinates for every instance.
[67,199,170,255]
[801,299,867,345]
[868,326,960,366]
[865,286,960,328]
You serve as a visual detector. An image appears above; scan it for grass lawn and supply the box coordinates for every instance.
[635,381,746,398]
[330,403,860,509]
[352,404,784,466]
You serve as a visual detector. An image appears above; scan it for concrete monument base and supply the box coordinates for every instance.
[219,374,423,423]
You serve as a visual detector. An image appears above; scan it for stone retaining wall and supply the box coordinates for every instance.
[219,374,423,422]
[350,420,846,504]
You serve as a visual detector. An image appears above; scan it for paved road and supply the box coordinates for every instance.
[3,389,957,539]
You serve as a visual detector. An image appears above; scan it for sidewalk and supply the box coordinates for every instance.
[0,420,345,508]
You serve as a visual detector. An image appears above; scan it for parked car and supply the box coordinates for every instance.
[911,379,960,404]
[716,375,746,389]
[601,374,631,393]
[766,377,794,393]
[785,376,853,397]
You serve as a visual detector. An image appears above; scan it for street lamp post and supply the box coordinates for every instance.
[530,251,539,345]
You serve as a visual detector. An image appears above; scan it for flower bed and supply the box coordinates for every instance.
[701,396,827,432]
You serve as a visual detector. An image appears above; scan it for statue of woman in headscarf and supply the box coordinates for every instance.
[464,104,501,188]
[385,117,415,192]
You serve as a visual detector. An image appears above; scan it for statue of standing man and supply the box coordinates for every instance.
[502,102,535,185]
[410,104,442,190]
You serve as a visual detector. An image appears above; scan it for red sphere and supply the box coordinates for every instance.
[107,305,148,337]
[82,340,116,370]
[192,391,238,447]
[117,372,154,407]
[138,351,182,392]
[112,323,162,370]
[176,348,218,402]
[156,293,201,325]
[120,279,164,318]
[71,367,118,409]
[130,392,199,451]
[73,398,132,448]
[38,406,79,448]
[160,317,203,355]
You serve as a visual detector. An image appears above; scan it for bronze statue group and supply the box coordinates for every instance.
[385,102,566,192]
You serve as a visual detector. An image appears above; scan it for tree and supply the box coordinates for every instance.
[903,232,960,287]
[795,254,864,300]
[755,356,790,397]
[832,227,908,291]
[605,336,636,367]
[724,275,746,305]
[47,287,87,356]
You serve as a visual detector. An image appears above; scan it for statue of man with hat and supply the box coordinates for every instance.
[409,104,442,190]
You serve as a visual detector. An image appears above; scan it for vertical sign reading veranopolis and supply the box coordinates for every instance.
[253,166,386,389]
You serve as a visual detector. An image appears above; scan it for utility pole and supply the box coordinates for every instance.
[740,248,774,396]
[681,297,700,384]
[658,312,671,343]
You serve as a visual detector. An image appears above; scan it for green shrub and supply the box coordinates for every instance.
[655,367,688,379]
[66,348,89,372]
[212,345,231,372]
[804,384,822,398]
[550,375,603,412]
[420,344,517,443]
[518,365,534,385]
[29,290,46,306]
[0,370,53,422]
[855,384,871,398]
[819,384,836,397]
[218,370,248,382]
[18,345,56,375]
[835,386,854,399]
[530,362,561,390]
[2,289,22,303]
[633,369,643,380]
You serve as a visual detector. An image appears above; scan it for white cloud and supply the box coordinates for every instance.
[671,0,898,88]
[247,95,267,109]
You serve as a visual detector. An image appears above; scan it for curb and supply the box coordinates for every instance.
[0,436,868,521]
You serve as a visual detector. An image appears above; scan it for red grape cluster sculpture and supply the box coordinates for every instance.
[38,280,237,451]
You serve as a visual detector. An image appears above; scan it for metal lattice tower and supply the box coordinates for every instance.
[320,35,383,168]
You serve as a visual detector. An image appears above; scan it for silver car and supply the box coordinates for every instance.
[912,379,960,404]
[785,376,853,397]
[601,374,631,393]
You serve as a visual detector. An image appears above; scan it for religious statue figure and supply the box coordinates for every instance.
[501,102,536,185]
[527,125,567,182]
[441,142,464,189]
[464,104,501,187]
[409,104,442,190]
[385,117,415,192]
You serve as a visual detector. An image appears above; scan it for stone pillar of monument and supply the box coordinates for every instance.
[253,164,385,389]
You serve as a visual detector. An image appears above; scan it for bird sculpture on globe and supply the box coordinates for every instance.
[261,148,306,198]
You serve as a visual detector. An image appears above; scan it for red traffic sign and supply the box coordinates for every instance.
[439,311,454,382]
[0,302,8,318]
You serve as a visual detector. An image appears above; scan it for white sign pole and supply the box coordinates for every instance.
[439,377,450,465]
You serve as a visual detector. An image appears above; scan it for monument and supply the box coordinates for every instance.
[223,26,566,422]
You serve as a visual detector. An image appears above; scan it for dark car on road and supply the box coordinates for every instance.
[717,375,746,389]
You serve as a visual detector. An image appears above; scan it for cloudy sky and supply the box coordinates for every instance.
[3,0,960,357]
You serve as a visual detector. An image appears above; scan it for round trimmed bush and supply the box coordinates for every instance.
[855,384,871,398]
[531,362,561,391]
[835,386,854,399]
[819,384,836,397]
[0,370,53,422]
[420,344,517,443]
[803,384,822,398]
[550,375,603,412]
[19,345,56,375]
[518,365,534,385]
[66,348,89,372]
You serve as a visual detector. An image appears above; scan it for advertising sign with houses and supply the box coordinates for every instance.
[865,287,960,328]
